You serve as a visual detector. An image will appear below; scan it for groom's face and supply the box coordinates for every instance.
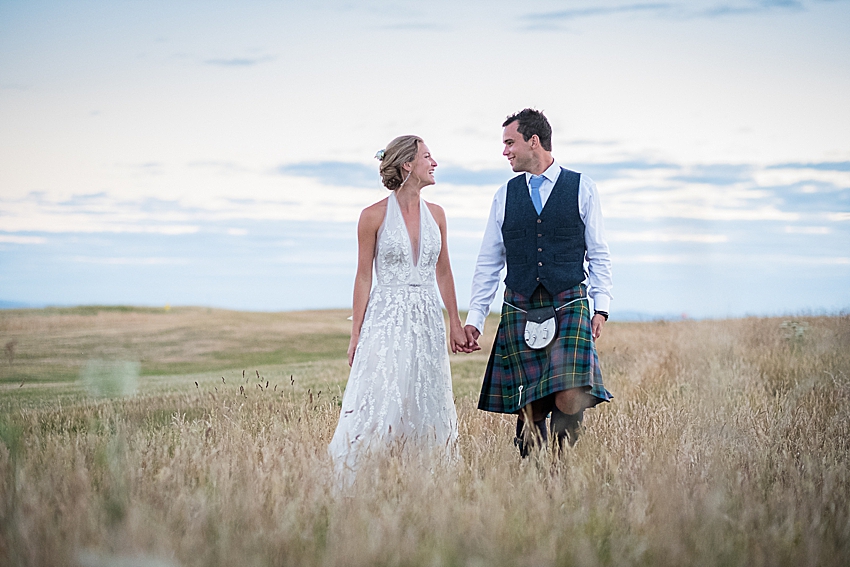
[502,121,534,173]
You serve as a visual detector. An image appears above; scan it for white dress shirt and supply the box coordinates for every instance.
[465,160,613,333]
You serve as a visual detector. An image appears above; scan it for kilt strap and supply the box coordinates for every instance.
[503,296,587,315]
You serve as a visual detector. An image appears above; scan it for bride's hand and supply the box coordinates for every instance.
[347,335,359,366]
[450,322,475,354]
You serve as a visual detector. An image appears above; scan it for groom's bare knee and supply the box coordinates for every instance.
[554,387,593,415]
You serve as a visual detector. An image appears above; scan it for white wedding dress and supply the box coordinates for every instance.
[329,192,458,479]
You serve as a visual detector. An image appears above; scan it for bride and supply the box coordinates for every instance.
[328,135,469,479]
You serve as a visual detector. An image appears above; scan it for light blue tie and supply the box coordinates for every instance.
[529,174,544,215]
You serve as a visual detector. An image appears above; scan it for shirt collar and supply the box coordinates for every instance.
[524,159,561,184]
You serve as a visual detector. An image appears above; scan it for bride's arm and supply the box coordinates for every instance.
[429,203,478,354]
[348,204,382,366]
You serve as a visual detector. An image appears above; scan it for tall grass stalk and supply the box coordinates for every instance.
[1,315,848,566]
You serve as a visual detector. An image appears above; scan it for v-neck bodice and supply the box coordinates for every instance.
[374,192,441,287]
[398,195,422,267]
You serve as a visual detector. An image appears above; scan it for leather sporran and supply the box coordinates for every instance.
[523,306,557,349]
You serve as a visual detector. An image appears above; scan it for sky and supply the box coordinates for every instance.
[1,0,849,319]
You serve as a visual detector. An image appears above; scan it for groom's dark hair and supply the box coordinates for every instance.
[503,109,552,152]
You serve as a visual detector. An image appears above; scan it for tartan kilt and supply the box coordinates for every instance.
[478,284,613,414]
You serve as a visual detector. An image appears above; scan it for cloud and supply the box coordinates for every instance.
[607,230,729,243]
[615,252,850,265]
[278,161,379,188]
[437,166,509,186]
[614,253,699,264]
[57,192,110,205]
[377,22,447,31]
[136,198,193,214]
[203,55,276,67]
[701,0,805,17]
[523,3,672,22]
[187,160,249,173]
[278,161,514,187]
[560,139,620,147]
[670,163,754,185]
[70,256,189,265]
[522,0,810,24]
[572,160,681,180]
[0,234,46,244]
[600,160,847,220]
[457,158,845,222]
[767,180,849,212]
[4,157,846,235]
[276,161,678,189]
[0,193,202,234]
[113,162,165,176]
[766,161,850,172]
[784,226,831,234]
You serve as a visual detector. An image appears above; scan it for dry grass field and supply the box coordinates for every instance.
[1,306,849,566]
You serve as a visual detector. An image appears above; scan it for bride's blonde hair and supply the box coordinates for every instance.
[379,135,422,191]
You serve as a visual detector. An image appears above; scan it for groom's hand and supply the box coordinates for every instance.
[591,314,606,340]
[464,325,482,352]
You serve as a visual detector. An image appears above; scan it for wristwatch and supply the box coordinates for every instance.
[594,310,609,321]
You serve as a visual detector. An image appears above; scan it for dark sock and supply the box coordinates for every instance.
[534,418,548,447]
[515,417,549,458]
[514,418,526,456]
[550,408,583,451]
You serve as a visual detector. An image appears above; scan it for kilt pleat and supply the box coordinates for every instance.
[478,284,613,414]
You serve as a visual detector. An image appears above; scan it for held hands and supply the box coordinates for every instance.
[450,321,479,354]
[461,324,482,354]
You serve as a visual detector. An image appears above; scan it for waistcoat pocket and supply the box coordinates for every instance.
[507,254,529,265]
[554,227,583,237]
[554,253,581,263]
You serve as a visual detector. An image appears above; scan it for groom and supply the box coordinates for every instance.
[464,109,613,456]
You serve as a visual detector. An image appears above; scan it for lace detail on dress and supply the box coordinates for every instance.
[329,193,458,480]
[374,197,413,286]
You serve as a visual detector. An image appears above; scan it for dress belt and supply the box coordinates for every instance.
[377,283,434,288]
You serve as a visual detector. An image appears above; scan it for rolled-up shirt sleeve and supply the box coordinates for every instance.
[579,176,613,313]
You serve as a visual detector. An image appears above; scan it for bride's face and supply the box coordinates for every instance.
[407,143,437,187]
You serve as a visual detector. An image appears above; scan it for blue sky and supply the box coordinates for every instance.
[1,0,848,318]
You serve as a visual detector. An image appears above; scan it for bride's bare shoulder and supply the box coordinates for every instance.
[424,200,446,223]
[359,197,390,228]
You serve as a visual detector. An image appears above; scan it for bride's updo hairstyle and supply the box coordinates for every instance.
[378,135,423,191]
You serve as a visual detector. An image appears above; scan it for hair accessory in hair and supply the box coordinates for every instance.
[374,149,386,161]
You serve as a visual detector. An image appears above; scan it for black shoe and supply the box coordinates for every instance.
[515,417,549,458]
[550,408,583,452]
